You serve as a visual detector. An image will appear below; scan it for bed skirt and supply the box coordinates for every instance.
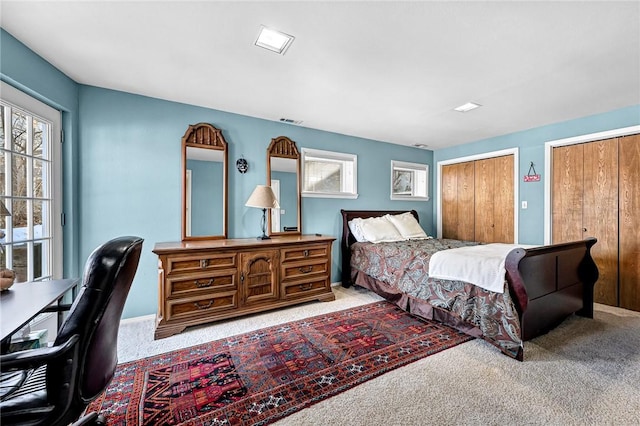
[352,269,520,359]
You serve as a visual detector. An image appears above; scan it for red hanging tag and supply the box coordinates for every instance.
[524,162,540,182]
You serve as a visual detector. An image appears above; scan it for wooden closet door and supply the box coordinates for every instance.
[457,162,476,241]
[441,162,475,240]
[583,139,618,306]
[474,155,513,243]
[492,155,515,243]
[619,134,640,311]
[552,144,584,243]
[441,163,459,239]
[474,158,495,243]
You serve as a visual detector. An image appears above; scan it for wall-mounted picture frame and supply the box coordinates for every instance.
[390,160,429,201]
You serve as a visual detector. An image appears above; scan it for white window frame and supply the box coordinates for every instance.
[301,148,358,199]
[1,81,63,281]
[390,160,429,201]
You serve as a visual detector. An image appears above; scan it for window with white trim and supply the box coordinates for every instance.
[390,160,429,201]
[1,82,62,283]
[301,148,358,199]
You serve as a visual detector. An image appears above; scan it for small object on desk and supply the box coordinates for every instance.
[0,269,15,291]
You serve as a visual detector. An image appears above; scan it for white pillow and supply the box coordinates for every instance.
[358,216,405,243]
[348,218,368,243]
[385,212,430,239]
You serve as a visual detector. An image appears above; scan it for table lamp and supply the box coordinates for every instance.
[245,185,280,240]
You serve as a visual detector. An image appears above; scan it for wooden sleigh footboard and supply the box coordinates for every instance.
[505,238,599,342]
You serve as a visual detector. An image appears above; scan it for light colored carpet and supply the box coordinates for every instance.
[117,285,640,425]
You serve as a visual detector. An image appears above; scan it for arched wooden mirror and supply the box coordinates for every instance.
[267,136,301,236]
[181,123,228,241]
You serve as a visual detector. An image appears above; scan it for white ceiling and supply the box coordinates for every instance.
[1,1,639,150]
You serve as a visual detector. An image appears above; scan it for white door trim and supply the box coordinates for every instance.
[270,179,280,233]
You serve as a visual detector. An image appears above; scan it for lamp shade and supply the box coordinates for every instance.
[245,185,280,209]
[0,200,10,217]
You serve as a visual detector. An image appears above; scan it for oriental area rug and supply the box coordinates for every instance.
[86,301,473,425]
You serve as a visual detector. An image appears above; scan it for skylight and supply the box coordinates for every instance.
[255,25,294,55]
[453,102,481,112]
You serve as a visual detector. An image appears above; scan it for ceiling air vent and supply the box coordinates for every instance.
[279,118,303,125]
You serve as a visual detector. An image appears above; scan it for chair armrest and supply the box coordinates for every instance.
[0,334,79,372]
[42,303,73,313]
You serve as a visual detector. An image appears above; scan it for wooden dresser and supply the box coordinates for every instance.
[153,235,335,339]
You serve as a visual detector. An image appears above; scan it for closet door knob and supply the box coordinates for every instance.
[582,228,587,232]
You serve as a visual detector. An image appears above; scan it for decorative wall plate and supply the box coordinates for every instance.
[236,157,248,173]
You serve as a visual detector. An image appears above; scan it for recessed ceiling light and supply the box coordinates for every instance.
[453,102,482,112]
[255,25,294,55]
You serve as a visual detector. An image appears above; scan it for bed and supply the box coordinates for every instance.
[341,209,599,361]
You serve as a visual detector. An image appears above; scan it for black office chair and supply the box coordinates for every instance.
[0,236,144,426]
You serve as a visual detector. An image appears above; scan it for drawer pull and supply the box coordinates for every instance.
[298,266,313,274]
[240,273,245,282]
[194,300,213,310]
[200,259,209,268]
[299,283,313,291]
[195,279,214,288]
[303,250,309,257]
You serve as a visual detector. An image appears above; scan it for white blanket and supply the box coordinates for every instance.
[428,243,533,293]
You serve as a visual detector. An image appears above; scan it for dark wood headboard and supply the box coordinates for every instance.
[340,209,419,287]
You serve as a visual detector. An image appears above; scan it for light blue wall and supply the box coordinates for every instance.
[433,105,640,244]
[77,85,432,317]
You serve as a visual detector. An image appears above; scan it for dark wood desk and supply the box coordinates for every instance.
[0,279,79,345]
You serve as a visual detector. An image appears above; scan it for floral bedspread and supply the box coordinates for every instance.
[350,239,523,358]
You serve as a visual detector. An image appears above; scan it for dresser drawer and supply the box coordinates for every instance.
[280,244,329,264]
[167,270,237,298]
[281,259,328,281]
[166,252,237,275]
[167,291,238,321]
[282,277,329,299]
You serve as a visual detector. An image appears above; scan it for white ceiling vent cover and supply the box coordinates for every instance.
[279,118,303,125]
